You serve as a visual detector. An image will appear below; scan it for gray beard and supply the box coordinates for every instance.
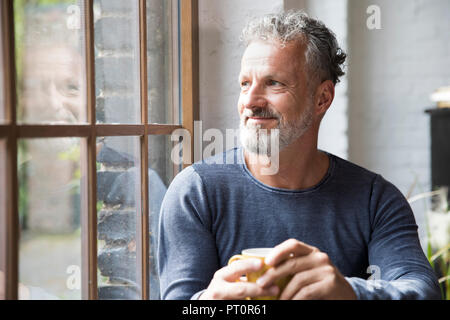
[239,106,313,157]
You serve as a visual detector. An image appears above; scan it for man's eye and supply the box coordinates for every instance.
[267,80,282,86]
[241,81,250,88]
[57,79,80,97]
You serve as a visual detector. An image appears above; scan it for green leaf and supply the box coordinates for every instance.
[430,244,450,263]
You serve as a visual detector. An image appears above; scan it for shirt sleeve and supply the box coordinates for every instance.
[157,166,219,300]
[345,174,441,300]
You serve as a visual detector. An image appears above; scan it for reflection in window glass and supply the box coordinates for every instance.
[148,135,175,299]
[147,0,180,124]
[94,1,140,124]
[18,138,82,300]
[96,136,141,299]
[0,140,5,300]
[14,1,86,124]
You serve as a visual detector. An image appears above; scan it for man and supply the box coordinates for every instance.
[157,10,441,300]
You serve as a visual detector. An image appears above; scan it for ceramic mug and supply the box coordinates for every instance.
[228,248,292,300]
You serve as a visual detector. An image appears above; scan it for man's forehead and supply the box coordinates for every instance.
[240,40,306,74]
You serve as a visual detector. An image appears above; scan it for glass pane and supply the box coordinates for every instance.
[94,1,140,124]
[18,138,82,300]
[14,1,86,124]
[0,140,5,300]
[148,135,175,299]
[0,9,4,123]
[147,0,180,124]
[97,136,141,299]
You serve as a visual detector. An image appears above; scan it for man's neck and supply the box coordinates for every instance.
[243,137,330,190]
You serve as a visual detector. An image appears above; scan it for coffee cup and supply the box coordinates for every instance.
[228,248,292,300]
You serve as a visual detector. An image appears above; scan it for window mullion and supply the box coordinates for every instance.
[138,0,149,300]
[1,0,18,301]
[180,0,199,168]
[81,0,98,300]
[147,124,182,135]
[0,124,9,137]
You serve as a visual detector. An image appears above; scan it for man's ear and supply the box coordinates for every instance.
[314,80,335,117]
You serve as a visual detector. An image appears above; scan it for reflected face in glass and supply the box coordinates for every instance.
[22,46,84,123]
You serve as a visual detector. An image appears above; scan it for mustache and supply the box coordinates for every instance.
[243,107,280,119]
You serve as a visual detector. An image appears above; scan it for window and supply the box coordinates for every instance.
[0,0,199,300]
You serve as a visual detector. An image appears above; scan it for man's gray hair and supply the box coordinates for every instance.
[241,10,346,85]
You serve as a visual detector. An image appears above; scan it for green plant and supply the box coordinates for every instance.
[408,188,450,300]
[428,244,450,299]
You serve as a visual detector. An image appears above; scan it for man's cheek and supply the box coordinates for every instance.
[237,103,247,122]
[237,97,244,112]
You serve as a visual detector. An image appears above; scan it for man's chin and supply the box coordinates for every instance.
[240,132,281,158]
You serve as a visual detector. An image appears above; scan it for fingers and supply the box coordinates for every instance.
[204,259,280,300]
[291,279,328,300]
[257,250,327,288]
[265,238,316,267]
[290,271,357,300]
[279,266,331,300]
[217,258,263,282]
[206,239,333,300]
[218,282,279,300]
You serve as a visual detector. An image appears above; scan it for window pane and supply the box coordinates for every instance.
[14,1,86,124]
[0,9,4,123]
[18,138,82,300]
[148,135,176,299]
[147,0,180,124]
[0,139,5,300]
[97,136,141,299]
[94,1,140,124]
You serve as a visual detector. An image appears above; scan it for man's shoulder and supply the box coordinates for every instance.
[327,151,405,201]
[327,151,379,183]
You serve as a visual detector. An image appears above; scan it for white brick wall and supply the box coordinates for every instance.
[347,0,450,246]
[303,0,349,160]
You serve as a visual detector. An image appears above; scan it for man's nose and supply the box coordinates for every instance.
[242,82,267,109]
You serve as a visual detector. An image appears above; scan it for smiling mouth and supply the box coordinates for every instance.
[245,117,278,129]
[248,117,276,119]
[246,117,277,122]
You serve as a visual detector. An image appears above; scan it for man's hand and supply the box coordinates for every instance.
[256,239,357,300]
[199,258,280,300]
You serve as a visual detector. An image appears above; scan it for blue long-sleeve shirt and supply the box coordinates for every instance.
[157,147,441,300]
